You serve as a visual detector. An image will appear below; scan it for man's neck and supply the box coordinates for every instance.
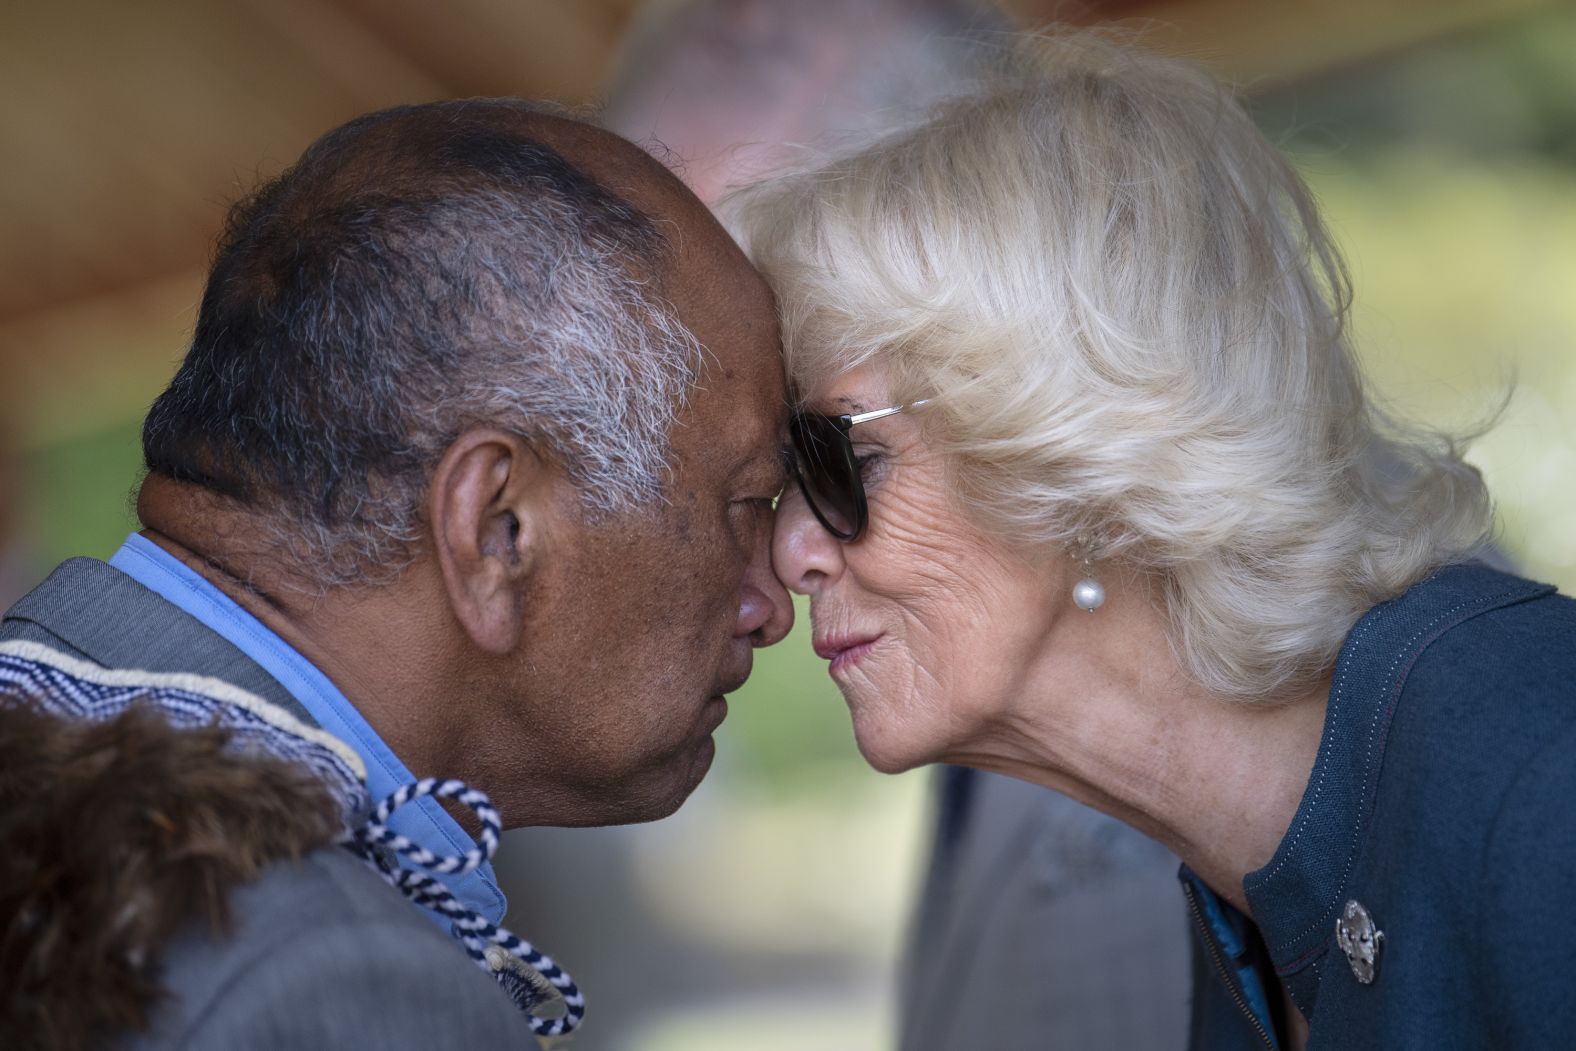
[133,477,469,794]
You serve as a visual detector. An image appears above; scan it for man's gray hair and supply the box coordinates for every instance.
[143,100,703,587]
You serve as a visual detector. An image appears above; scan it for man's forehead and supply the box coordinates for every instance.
[519,114,645,174]
[522,113,699,225]
[524,112,785,439]
[526,112,773,305]
[678,296,786,441]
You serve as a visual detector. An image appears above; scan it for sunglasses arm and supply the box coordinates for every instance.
[845,399,931,427]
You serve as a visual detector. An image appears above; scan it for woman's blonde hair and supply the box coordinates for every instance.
[731,31,1493,702]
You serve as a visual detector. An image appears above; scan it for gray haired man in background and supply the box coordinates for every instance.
[0,100,792,1048]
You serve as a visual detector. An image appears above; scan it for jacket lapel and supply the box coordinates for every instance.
[1,557,314,727]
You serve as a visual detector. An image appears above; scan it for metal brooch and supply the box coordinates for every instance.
[1335,899,1384,985]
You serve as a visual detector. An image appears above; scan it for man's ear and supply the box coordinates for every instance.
[428,428,560,655]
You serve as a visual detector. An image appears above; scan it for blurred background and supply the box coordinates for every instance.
[3,1,1573,1048]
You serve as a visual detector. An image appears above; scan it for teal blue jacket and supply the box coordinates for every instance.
[1187,563,1576,1050]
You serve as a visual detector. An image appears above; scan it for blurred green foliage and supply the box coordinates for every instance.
[19,420,142,568]
[1252,4,1576,592]
[716,596,856,792]
[1254,6,1576,167]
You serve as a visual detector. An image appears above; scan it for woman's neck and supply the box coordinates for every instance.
[949,574,1330,917]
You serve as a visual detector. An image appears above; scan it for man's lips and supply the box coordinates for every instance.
[713,647,755,698]
[700,695,729,735]
[813,633,883,673]
[714,668,751,700]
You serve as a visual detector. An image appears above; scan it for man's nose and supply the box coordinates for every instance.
[771,483,844,597]
[736,507,795,647]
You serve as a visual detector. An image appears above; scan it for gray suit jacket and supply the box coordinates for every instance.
[2,559,532,1048]
[899,768,1191,1051]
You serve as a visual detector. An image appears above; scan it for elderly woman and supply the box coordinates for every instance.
[734,33,1576,1051]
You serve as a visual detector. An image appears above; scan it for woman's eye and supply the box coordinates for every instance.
[855,452,882,480]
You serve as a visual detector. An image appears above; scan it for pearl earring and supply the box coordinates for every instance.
[1072,578,1105,613]
[1071,537,1104,613]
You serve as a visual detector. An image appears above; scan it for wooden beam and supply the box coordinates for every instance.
[999,0,1549,87]
[323,0,639,102]
[0,270,203,449]
[0,0,455,325]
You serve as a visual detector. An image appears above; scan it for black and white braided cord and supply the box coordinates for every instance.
[346,778,586,1038]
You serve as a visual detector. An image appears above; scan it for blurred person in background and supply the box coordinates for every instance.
[0,99,792,1049]
[0,432,42,611]
[608,3,1191,1048]
[740,31,1576,1051]
[608,0,1003,203]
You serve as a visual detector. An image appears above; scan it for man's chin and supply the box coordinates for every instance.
[654,694,728,812]
[662,732,717,816]
[517,700,727,827]
[638,731,718,822]
[575,731,719,827]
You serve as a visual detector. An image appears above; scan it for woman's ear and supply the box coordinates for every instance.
[428,428,562,654]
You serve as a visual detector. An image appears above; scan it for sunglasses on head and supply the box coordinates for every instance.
[787,400,929,542]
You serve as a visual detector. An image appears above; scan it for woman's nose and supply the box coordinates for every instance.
[772,482,845,595]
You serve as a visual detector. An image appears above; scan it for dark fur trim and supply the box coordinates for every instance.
[0,695,344,1051]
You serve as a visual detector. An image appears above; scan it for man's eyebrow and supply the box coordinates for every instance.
[757,446,790,472]
[740,447,789,485]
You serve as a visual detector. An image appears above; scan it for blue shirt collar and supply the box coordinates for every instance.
[109,532,507,927]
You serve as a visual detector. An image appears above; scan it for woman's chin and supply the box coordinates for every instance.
[850,712,931,775]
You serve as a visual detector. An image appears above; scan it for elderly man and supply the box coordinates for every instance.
[0,99,791,1048]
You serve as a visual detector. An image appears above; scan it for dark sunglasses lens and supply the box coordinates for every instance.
[789,414,859,539]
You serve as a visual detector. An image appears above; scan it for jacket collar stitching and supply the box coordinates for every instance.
[1247,571,1550,967]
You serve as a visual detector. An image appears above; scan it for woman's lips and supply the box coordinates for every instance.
[813,634,883,674]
